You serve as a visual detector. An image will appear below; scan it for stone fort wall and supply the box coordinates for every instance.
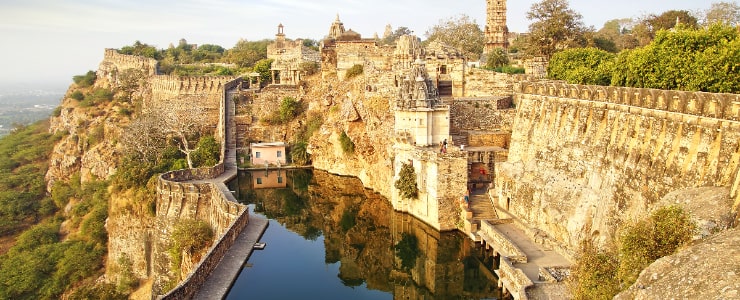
[98,48,158,77]
[154,167,247,298]
[497,81,740,256]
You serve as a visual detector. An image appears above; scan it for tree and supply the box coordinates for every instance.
[290,142,310,166]
[424,15,484,59]
[524,0,589,58]
[222,39,271,68]
[547,47,615,85]
[485,47,509,69]
[703,1,740,26]
[611,24,740,93]
[252,58,274,84]
[394,161,418,199]
[119,41,160,59]
[632,10,699,46]
[381,26,413,45]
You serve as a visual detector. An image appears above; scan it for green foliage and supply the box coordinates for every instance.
[548,47,615,85]
[524,0,588,58]
[394,162,419,199]
[81,88,114,107]
[291,169,313,192]
[297,113,324,143]
[12,222,60,253]
[340,209,357,232]
[0,121,58,234]
[119,41,160,59]
[394,233,420,271]
[68,282,127,300]
[618,205,695,287]
[339,130,355,155]
[380,26,413,45]
[424,14,484,59]
[264,96,302,124]
[87,124,105,146]
[345,64,364,79]
[222,39,271,68]
[70,90,84,101]
[252,58,274,83]
[493,65,526,74]
[72,71,97,87]
[170,219,214,254]
[611,24,740,93]
[290,142,310,166]
[485,48,509,69]
[190,135,220,168]
[568,240,621,300]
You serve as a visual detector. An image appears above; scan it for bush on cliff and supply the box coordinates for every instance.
[168,219,214,279]
[290,141,310,166]
[339,130,354,155]
[72,70,97,88]
[617,205,695,287]
[394,162,419,199]
[190,135,220,168]
[569,205,695,299]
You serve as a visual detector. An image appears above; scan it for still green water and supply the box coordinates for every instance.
[226,169,502,299]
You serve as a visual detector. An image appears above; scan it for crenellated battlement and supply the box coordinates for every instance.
[100,48,158,75]
[150,75,239,95]
[516,81,740,121]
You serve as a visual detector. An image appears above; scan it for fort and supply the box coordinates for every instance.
[54,1,739,299]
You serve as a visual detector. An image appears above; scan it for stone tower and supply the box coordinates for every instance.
[484,0,509,53]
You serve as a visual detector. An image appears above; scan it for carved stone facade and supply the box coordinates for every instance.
[484,0,509,53]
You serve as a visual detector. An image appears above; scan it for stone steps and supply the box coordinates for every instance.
[469,193,498,222]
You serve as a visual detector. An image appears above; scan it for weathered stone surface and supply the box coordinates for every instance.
[615,226,740,300]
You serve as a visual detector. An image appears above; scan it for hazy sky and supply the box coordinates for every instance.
[0,0,714,89]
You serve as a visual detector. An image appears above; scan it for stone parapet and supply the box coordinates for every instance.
[496,257,534,300]
[480,220,527,263]
[515,81,740,121]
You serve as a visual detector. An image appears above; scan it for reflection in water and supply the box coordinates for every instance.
[227,169,502,299]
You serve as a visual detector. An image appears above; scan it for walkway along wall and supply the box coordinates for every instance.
[496,81,740,256]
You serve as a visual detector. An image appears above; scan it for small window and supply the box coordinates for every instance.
[255,152,261,158]
[256,178,263,184]
[278,177,283,183]
[277,150,282,158]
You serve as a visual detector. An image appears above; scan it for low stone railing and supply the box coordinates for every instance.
[479,220,527,263]
[496,257,534,300]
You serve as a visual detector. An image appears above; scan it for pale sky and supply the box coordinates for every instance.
[0,0,714,89]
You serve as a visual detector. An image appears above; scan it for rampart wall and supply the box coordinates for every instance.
[98,48,158,77]
[497,81,740,256]
[336,41,392,80]
[154,166,247,298]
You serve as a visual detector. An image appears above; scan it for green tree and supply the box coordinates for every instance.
[252,58,274,84]
[394,161,418,199]
[190,136,220,168]
[425,15,484,59]
[119,41,160,59]
[524,0,589,58]
[547,47,615,85]
[632,10,699,46]
[485,47,509,69]
[612,24,740,93]
[222,39,271,68]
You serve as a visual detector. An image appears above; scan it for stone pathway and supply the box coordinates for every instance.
[193,215,268,300]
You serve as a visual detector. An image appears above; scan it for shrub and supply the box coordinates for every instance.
[394,161,419,199]
[345,64,363,79]
[568,240,620,300]
[72,71,96,87]
[52,106,63,117]
[70,91,84,101]
[394,233,420,271]
[290,142,310,166]
[339,130,354,154]
[617,205,695,287]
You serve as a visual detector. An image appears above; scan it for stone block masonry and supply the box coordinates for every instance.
[497,81,740,256]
